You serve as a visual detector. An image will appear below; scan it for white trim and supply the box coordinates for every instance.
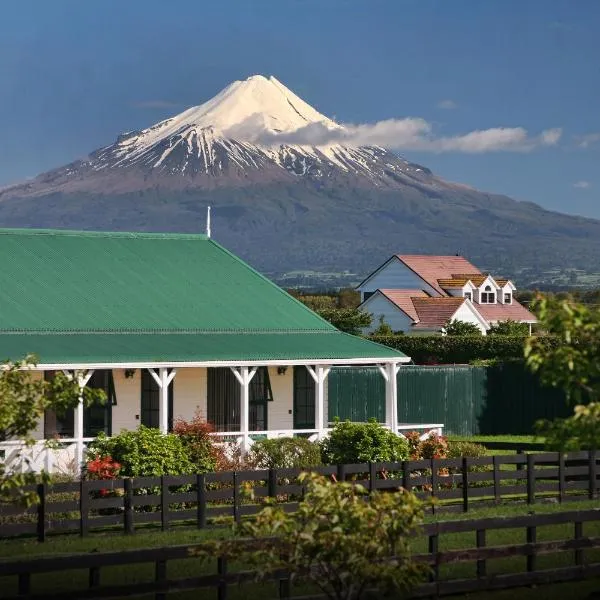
[20,357,411,371]
[454,299,490,331]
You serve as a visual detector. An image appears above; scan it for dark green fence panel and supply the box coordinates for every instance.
[329,364,571,436]
[328,367,385,423]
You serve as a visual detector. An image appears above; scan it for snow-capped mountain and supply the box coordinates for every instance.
[7,75,432,194]
[2,75,600,286]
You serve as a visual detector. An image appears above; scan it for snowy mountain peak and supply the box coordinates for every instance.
[29,75,426,188]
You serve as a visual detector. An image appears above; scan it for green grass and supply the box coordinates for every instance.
[448,434,541,444]
[1,500,599,599]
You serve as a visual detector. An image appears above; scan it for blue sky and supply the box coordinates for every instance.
[1,0,599,217]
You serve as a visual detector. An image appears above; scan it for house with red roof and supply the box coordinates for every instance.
[357,255,536,335]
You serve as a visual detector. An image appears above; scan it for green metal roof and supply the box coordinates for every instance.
[0,229,406,364]
[0,332,405,365]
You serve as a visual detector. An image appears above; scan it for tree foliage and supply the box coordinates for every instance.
[443,319,482,336]
[201,472,427,600]
[525,295,600,450]
[0,356,105,503]
[316,307,372,335]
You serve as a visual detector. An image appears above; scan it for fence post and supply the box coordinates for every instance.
[493,455,501,504]
[161,476,169,531]
[197,474,206,529]
[268,468,277,499]
[589,450,597,500]
[574,521,583,566]
[80,479,89,537]
[476,529,486,577]
[36,482,46,543]
[558,453,566,504]
[430,458,438,515]
[89,567,100,589]
[527,454,535,505]
[233,471,240,524]
[402,460,410,492]
[218,556,228,600]
[462,457,469,513]
[369,462,376,494]
[526,525,537,572]
[428,531,439,583]
[155,559,167,600]
[124,478,134,535]
[337,463,347,483]
[18,573,31,596]
[278,572,291,599]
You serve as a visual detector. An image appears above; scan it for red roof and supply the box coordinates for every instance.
[378,289,428,321]
[397,255,481,295]
[475,300,537,323]
[411,297,466,329]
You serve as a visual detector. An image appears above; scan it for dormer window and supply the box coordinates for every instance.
[480,285,496,304]
[504,292,512,304]
[464,291,472,301]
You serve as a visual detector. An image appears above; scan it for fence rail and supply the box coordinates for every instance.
[1,451,598,541]
[1,509,600,599]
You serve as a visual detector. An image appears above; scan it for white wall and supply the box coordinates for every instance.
[361,293,414,334]
[112,369,141,433]
[451,303,488,334]
[173,367,207,422]
[358,258,439,299]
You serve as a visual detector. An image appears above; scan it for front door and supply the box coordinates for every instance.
[293,366,315,429]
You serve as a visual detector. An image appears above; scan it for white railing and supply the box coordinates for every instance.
[209,423,444,450]
[1,424,445,474]
[0,438,94,476]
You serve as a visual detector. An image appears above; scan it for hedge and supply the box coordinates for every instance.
[368,334,560,365]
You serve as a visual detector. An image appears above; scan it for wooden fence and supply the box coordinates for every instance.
[2,508,600,599]
[1,451,598,541]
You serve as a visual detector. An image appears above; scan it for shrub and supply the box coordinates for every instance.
[443,320,482,336]
[536,402,600,451]
[203,472,427,600]
[447,441,487,459]
[418,432,449,459]
[488,320,530,336]
[249,437,322,469]
[172,412,218,473]
[321,419,410,464]
[87,426,194,477]
[369,334,559,365]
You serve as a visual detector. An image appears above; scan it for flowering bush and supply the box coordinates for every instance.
[172,412,219,473]
[85,455,121,497]
[418,432,449,459]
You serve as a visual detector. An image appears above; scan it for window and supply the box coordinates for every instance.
[141,370,173,431]
[207,367,272,432]
[44,370,115,439]
[464,291,472,301]
[480,285,496,304]
[504,292,512,304]
[363,291,375,301]
[44,371,74,439]
[293,367,315,429]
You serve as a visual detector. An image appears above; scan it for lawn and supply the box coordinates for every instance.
[1,500,599,599]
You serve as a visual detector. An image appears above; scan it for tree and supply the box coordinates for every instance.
[200,472,427,600]
[525,295,600,450]
[488,319,530,336]
[0,355,105,503]
[372,315,393,336]
[316,307,372,335]
[443,319,482,336]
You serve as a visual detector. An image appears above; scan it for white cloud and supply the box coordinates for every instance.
[228,117,563,154]
[574,133,600,148]
[437,99,458,110]
[573,180,591,189]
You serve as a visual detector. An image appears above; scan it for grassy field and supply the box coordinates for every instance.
[1,500,599,599]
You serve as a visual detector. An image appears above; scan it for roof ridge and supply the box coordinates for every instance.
[0,228,209,240]
[0,328,339,335]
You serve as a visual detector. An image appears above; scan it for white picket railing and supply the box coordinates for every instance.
[1,424,444,474]
[0,438,94,476]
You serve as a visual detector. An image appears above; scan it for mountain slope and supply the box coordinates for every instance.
[1,74,599,285]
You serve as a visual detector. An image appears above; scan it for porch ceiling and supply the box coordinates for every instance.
[0,331,408,367]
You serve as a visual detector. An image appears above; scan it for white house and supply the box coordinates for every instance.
[358,254,536,335]
[0,229,444,474]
